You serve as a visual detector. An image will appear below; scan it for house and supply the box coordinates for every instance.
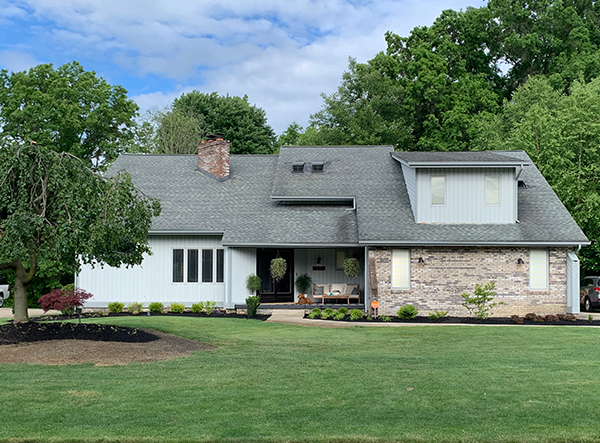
[78,134,589,316]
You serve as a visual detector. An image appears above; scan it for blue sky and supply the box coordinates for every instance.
[0,0,481,134]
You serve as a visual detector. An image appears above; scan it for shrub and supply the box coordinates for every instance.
[511,315,524,324]
[321,308,335,319]
[107,301,125,314]
[524,312,536,321]
[461,282,503,320]
[127,302,143,315]
[308,308,322,319]
[564,314,577,321]
[397,305,418,320]
[204,301,216,315]
[295,273,313,294]
[38,287,93,315]
[428,310,448,319]
[148,302,164,314]
[380,315,391,322]
[170,302,185,313]
[246,295,261,318]
[589,314,594,322]
[544,314,559,323]
[337,307,349,315]
[533,315,544,323]
[350,309,363,321]
[333,311,346,320]
[191,302,205,313]
[246,274,262,295]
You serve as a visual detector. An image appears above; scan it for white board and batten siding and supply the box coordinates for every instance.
[79,235,226,307]
[415,168,516,224]
[229,247,257,304]
[566,251,581,314]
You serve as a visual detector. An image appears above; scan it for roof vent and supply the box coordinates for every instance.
[312,162,324,173]
[518,180,527,189]
[292,162,305,173]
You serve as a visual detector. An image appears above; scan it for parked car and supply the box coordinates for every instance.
[0,276,9,307]
[580,276,600,312]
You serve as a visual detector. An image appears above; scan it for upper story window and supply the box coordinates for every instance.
[430,176,446,205]
[292,162,305,173]
[485,176,500,206]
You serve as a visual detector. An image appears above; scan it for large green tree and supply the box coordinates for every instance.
[0,140,161,322]
[171,92,277,154]
[0,61,139,171]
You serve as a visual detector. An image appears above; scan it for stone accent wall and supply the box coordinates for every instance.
[369,246,570,317]
[198,135,230,179]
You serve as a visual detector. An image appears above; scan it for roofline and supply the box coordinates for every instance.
[391,154,531,168]
[222,242,362,248]
[271,195,355,202]
[150,231,224,236]
[361,240,590,247]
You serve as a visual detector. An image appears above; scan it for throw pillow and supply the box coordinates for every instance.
[314,285,324,295]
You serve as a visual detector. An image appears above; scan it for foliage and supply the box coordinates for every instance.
[461,282,503,320]
[511,315,524,325]
[0,61,138,171]
[589,314,594,322]
[38,287,93,315]
[380,315,392,322]
[321,308,335,319]
[270,258,287,283]
[333,311,346,320]
[343,258,360,279]
[349,309,364,321]
[170,91,277,155]
[277,122,304,147]
[245,295,261,318]
[246,274,262,294]
[544,314,559,323]
[127,302,142,315]
[295,273,313,294]
[397,305,419,320]
[428,310,449,319]
[0,140,161,322]
[337,307,349,315]
[533,315,545,323]
[191,302,205,314]
[170,303,186,314]
[204,301,216,315]
[308,308,322,319]
[107,302,125,314]
[524,313,536,321]
[148,302,164,314]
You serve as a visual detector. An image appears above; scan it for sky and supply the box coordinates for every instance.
[0,0,481,135]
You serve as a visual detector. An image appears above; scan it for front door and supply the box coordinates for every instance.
[257,249,294,303]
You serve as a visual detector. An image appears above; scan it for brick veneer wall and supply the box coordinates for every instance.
[368,246,570,316]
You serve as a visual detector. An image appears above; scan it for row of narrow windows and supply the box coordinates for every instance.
[391,249,549,291]
[173,248,224,283]
[430,175,502,206]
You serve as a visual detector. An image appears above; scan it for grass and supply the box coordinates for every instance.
[2,317,600,443]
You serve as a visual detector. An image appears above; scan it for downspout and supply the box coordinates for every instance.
[364,246,369,313]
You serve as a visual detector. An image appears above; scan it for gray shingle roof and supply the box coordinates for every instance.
[392,150,530,166]
[108,147,588,247]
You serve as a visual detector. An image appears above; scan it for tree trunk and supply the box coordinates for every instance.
[13,260,32,323]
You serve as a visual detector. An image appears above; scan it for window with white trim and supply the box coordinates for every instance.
[430,176,446,206]
[391,249,410,289]
[485,176,500,206]
[172,248,224,283]
[530,249,549,291]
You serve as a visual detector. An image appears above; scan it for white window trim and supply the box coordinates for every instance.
[430,175,446,206]
[485,175,501,206]
[529,249,549,291]
[172,247,225,285]
[391,249,411,290]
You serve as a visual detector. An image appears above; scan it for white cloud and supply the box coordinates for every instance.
[0,50,39,73]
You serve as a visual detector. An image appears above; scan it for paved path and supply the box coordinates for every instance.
[0,308,61,319]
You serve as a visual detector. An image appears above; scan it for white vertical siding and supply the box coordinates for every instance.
[401,163,417,219]
[415,168,515,223]
[79,235,226,307]
[230,248,257,304]
[566,251,580,314]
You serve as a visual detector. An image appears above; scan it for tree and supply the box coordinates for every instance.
[0,140,161,322]
[0,61,139,171]
[171,92,277,154]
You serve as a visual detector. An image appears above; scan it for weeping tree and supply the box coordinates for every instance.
[0,140,161,322]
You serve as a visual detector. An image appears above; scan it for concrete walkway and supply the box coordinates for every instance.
[0,308,61,319]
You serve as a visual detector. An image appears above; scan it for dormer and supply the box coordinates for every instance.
[392,151,530,224]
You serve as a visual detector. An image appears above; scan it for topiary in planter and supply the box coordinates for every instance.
[246,274,262,295]
[343,258,360,278]
[270,258,287,282]
[295,273,312,294]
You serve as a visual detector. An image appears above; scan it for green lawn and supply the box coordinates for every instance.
[2,317,600,443]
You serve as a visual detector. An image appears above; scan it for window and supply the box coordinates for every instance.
[202,249,213,283]
[485,176,500,205]
[430,176,445,205]
[335,250,346,270]
[173,249,184,283]
[292,162,305,173]
[391,249,410,289]
[530,249,549,291]
[187,249,199,283]
[172,248,224,284]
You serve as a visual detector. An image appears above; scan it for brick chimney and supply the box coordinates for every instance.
[197,132,230,179]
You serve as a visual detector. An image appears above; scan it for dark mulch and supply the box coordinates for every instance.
[30,311,271,322]
[0,322,159,345]
[306,314,600,326]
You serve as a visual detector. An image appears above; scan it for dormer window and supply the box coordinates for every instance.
[430,176,446,205]
[292,162,305,173]
[312,162,324,173]
[485,176,500,205]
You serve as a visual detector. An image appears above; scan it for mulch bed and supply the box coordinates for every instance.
[306,315,600,326]
[30,311,271,322]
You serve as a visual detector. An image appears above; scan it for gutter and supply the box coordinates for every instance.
[222,242,362,248]
[150,231,225,236]
[361,240,591,247]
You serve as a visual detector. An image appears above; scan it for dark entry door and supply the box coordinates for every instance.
[257,249,294,303]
